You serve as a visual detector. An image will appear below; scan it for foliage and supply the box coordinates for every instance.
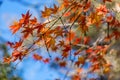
[3,0,120,80]
[0,44,21,80]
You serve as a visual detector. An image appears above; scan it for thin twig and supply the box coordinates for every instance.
[42,0,75,35]
[42,34,52,59]
[69,13,81,60]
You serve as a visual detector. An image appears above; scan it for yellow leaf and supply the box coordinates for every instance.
[41,6,52,18]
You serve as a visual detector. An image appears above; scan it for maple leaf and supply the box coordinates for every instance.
[62,52,68,59]
[63,0,70,7]
[59,61,66,67]
[33,23,45,34]
[33,53,43,61]
[11,50,22,61]
[22,26,34,38]
[90,57,98,63]
[46,38,56,48]
[83,36,90,45]
[54,57,60,62]
[51,46,58,52]
[41,6,52,18]
[12,50,20,57]
[73,37,81,45]
[86,48,93,54]
[10,21,21,34]
[30,17,37,25]
[54,26,64,37]
[66,31,75,42]
[43,58,50,63]
[91,64,100,71]
[13,39,23,49]
[88,12,102,27]
[3,57,11,64]
[62,45,71,52]
[10,11,31,34]
[75,56,85,67]
[96,5,108,16]
[57,40,65,47]
[103,67,110,74]
[19,10,31,25]
[51,4,59,14]
[78,56,85,64]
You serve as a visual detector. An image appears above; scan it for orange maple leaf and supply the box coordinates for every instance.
[62,52,69,59]
[33,23,45,34]
[41,6,52,18]
[22,26,34,38]
[57,40,65,47]
[75,56,85,67]
[43,58,50,63]
[30,17,37,25]
[86,48,93,54]
[51,4,59,14]
[10,11,31,34]
[96,5,108,16]
[91,63,100,71]
[3,57,11,64]
[19,10,31,25]
[33,54,43,61]
[11,50,22,61]
[10,21,21,34]
[13,39,23,49]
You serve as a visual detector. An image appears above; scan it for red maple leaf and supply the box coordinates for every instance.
[33,53,43,61]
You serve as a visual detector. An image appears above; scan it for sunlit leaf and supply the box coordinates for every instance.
[10,21,21,34]
[41,6,52,18]
[33,53,43,61]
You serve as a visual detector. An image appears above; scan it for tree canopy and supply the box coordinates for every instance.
[3,0,120,80]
